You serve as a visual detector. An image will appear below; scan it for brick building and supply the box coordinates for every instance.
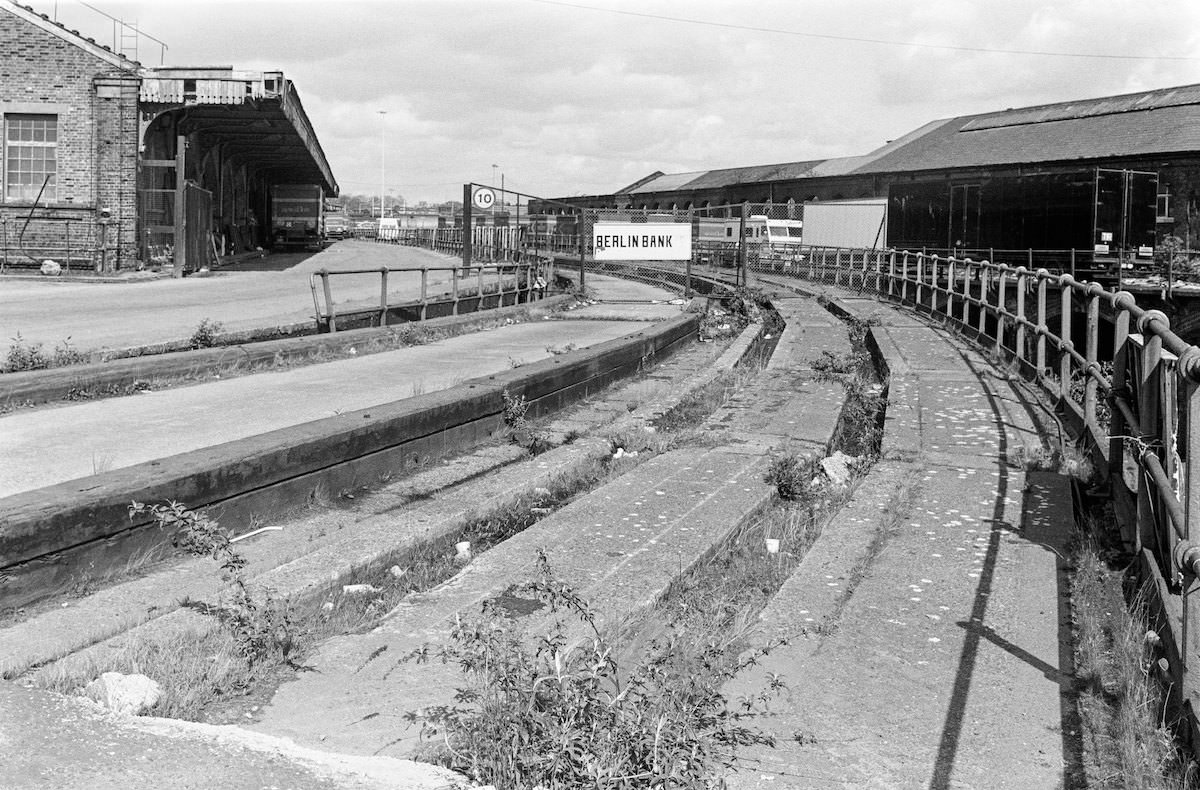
[0,1,140,270]
[0,1,336,273]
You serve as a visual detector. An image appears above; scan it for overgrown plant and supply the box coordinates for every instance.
[3,333,49,372]
[501,389,548,455]
[128,500,294,666]
[3,333,90,373]
[1069,519,1197,789]
[764,454,810,501]
[189,318,224,349]
[807,320,886,459]
[406,550,781,788]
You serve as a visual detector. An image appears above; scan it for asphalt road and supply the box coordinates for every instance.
[0,240,462,355]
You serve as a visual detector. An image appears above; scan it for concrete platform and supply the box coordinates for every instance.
[0,240,458,355]
[726,278,1072,790]
[0,315,649,498]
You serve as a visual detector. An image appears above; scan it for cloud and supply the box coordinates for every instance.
[32,0,1200,202]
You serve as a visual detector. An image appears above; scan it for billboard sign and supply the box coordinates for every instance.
[593,222,692,261]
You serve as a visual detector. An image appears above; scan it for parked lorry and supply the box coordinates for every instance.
[270,184,324,250]
[801,198,888,250]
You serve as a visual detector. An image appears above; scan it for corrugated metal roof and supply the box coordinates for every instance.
[607,82,1200,197]
[622,170,709,193]
[620,159,827,193]
[960,83,1200,132]
[859,98,1200,174]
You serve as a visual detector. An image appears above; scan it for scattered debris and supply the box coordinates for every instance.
[342,584,380,596]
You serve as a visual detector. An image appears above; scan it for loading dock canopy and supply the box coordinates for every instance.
[139,67,337,195]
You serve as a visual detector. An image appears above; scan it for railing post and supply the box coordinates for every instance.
[995,267,1008,354]
[452,267,460,316]
[379,266,389,326]
[929,255,939,313]
[1109,302,1131,545]
[978,264,989,336]
[888,250,896,298]
[1015,268,1027,364]
[1035,272,1047,375]
[946,257,956,321]
[1085,287,1100,426]
[1184,379,1200,667]
[1059,282,1073,401]
[320,269,336,332]
[915,253,924,306]
[961,260,972,326]
[420,268,428,321]
[900,251,909,302]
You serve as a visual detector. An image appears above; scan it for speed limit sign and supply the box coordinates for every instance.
[472,187,496,211]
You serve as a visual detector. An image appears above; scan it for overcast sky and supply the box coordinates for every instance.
[29,0,1200,204]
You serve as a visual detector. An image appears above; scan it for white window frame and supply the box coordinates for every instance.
[3,113,58,203]
[1157,189,1173,223]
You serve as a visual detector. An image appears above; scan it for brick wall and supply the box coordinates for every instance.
[0,9,139,269]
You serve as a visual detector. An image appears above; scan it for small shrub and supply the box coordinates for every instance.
[189,318,224,349]
[3,333,48,372]
[810,350,856,384]
[128,500,294,666]
[765,454,809,501]
[52,336,89,367]
[501,390,530,429]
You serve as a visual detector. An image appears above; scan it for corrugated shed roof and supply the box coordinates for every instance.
[606,82,1200,197]
[621,159,827,194]
[622,170,709,193]
[857,83,1200,174]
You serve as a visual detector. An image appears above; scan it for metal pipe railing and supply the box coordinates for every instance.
[736,245,1200,686]
[308,260,550,332]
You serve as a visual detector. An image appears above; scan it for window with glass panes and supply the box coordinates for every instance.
[4,115,57,202]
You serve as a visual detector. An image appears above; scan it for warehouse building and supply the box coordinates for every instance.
[0,0,336,273]
[551,83,1200,272]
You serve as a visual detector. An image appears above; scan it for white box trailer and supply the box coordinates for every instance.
[801,198,887,250]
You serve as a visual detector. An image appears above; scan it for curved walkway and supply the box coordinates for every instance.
[726,281,1073,789]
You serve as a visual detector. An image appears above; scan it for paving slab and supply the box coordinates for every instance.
[0,680,469,790]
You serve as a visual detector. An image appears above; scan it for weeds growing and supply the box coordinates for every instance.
[189,318,224,350]
[406,550,784,788]
[2,333,91,373]
[1069,513,1197,789]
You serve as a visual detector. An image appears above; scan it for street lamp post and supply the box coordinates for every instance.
[378,110,387,218]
